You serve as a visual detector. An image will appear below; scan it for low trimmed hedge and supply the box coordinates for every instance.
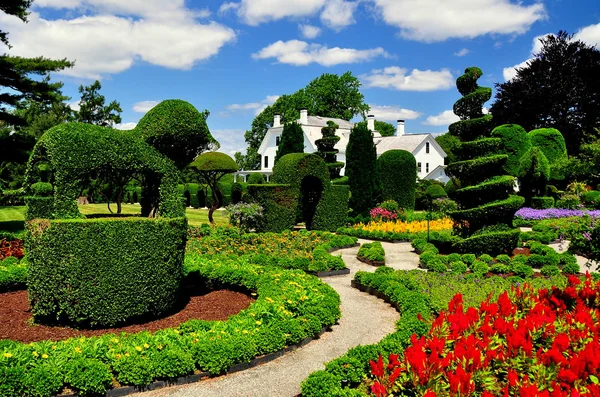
[452,229,521,256]
[531,196,555,209]
[357,242,385,263]
[0,255,341,396]
[247,184,296,232]
[0,256,27,292]
[26,217,188,328]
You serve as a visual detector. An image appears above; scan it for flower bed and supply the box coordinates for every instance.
[0,238,24,260]
[514,207,600,225]
[357,242,385,266]
[366,274,600,396]
[338,219,453,242]
[187,227,356,273]
[0,255,341,396]
[301,269,564,396]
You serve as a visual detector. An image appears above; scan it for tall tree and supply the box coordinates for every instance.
[346,122,379,215]
[491,31,600,155]
[275,121,304,164]
[1,1,73,127]
[374,120,396,137]
[238,71,370,170]
[76,80,122,127]
[435,133,461,164]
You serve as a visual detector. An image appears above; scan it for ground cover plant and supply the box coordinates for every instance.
[338,218,453,241]
[515,207,600,224]
[0,255,341,396]
[365,274,600,396]
[187,226,356,273]
[301,268,565,396]
[357,242,385,265]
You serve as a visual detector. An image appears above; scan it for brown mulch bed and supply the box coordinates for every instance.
[0,289,254,343]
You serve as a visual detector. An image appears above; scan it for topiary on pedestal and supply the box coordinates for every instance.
[446,67,524,256]
[316,121,344,180]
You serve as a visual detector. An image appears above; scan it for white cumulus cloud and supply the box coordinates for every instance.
[114,122,138,130]
[372,0,546,42]
[575,22,600,48]
[253,40,388,66]
[362,67,454,91]
[224,95,280,116]
[454,48,470,57]
[133,101,160,113]
[299,24,321,39]
[423,110,460,126]
[231,0,326,25]
[0,2,235,79]
[368,105,422,121]
[320,0,358,30]
[210,129,247,156]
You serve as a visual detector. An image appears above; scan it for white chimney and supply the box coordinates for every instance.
[367,114,375,132]
[273,114,281,128]
[300,109,308,125]
[397,119,405,136]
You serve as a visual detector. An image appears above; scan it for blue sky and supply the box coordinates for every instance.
[1,0,599,156]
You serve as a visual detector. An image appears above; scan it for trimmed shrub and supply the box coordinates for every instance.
[247,184,296,232]
[518,146,550,205]
[357,241,385,263]
[453,229,521,256]
[450,261,467,274]
[491,124,531,176]
[275,121,304,164]
[346,122,380,215]
[531,196,555,209]
[26,217,187,327]
[582,190,600,209]
[65,358,113,396]
[247,173,265,185]
[30,182,53,197]
[231,182,243,204]
[471,260,489,275]
[24,197,53,220]
[312,185,349,232]
[528,128,568,175]
[541,265,561,277]
[513,263,534,278]
[556,194,581,209]
[377,150,417,210]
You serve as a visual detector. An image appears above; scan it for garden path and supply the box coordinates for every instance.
[138,241,418,397]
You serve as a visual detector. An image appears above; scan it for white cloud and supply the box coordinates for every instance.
[68,100,81,112]
[224,95,280,116]
[0,3,235,79]
[372,0,545,42]
[299,24,321,39]
[320,0,358,30]
[253,40,388,66]
[218,2,240,15]
[362,67,454,91]
[114,122,138,130]
[232,0,326,25]
[423,110,460,126]
[454,48,470,57]
[133,101,160,113]
[369,105,422,121]
[575,22,600,48]
[210,129,247,156]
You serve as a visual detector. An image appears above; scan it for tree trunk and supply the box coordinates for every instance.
[209,187,220,225]
[116,183,124,214]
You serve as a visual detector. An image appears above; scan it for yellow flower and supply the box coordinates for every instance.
[111,338,119,343]
[115,354,122,359]
[135,346,142,352]
[51,345,57,350]
[42,354,49,359]
[242,330,249,334]
[143,343,150,349]
[75,347,82,354]
[3,353,12,358]
[173,329,180,334]
[255,320,262,325]
[125,353,130,357]
[32,351,39,357]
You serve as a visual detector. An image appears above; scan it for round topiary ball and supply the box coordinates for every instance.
[247,173,266,184]
[528,128,567,166]
[134,100,218,170]
[376,150,417,210]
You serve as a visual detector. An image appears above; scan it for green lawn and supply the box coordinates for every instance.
[0,204,228,232]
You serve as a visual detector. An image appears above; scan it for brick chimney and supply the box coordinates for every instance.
[367,114,375,131]
[300,109,308,125]
[273,114,281,128]
[397,120,405,136]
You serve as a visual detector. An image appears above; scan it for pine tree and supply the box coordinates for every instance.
[275,121,304,164]
[76,81,122,127]
[346,122,379,215]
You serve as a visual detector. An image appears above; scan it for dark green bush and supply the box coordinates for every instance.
[346,122,380,215]
[30,182,53,197]
[513,263,534,278]
[26,217,187,327]
[471,261,489,275]
[582,191,600,209]
[489,264,510,274]
[231,182,243,204]
[519,147,550,204]
[541,265,561,277]
[357,241,385,262]
[495,254,511,265]
[453,229,521,256]
[65,358,113,396]
[450,261,467,274]
[556,194,581,209]
[247,184,296,232]
[24,197,53,220]
[531,196,555,209]
[247,173,265,184]
[428,260,447,273]
[22,365,62,397]
[461,253,476,265]
[491,124,531,176]
[312,185,349,232]
[377,150,417,210]
[562,261,580,275]
[479,254,493,264]
[528,128,567,175]
[275,121,305,164]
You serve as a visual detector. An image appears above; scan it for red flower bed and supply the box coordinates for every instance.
[369,273,600,396]
[0,238,24,260]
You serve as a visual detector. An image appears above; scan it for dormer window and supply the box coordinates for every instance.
[276,136,280,146]
[426,142,430,154]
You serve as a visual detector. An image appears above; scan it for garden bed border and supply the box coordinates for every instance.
[350,279,400,311]
[356,256,385,267]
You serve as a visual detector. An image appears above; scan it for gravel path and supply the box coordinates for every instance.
[138,241,418,397]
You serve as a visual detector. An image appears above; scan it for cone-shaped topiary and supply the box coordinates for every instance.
[275,121,305,164]
[446,67,523,255]
[346,122,380,215]
[376,150,417,210]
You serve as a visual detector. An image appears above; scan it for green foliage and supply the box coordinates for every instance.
[247,184,296,232]
[425,184,447,201]
[312,185,349,232]
[446,155,508,187]
[357,241,385,263]
[75,80,122,127]
[435,133,461,164]
[556,194,581,209]
[530,196,554,209]
[225,202,264,232]
[26,217,187,327]
[346,122,379,215]
[247,173,265,184]
[275,121,305,164]
[453,229,521,256]
[374,120,396,137]
[135,100,217,170]
[316,121,342,179]
[529,128,568,179]
[23,196,53,220]
[65,358,113,396]
[377,150,416,210]
[491,124,531,176]
[541,265,561,277]
[518,146,550,204]
[22,365,62,397]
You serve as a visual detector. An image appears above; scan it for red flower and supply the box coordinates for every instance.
[370,381,386,397]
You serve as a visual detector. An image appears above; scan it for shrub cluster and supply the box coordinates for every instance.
[357,242,385,263]
[0,255,341,396]
[377,150,416,210]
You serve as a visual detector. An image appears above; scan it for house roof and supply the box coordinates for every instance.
[374,134,428,156]
[300,115,355,130]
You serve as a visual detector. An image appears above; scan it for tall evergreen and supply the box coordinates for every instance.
[446,67,524,255]
[346,122,379,215]
[315,121,344,179]
[275,121,304,164]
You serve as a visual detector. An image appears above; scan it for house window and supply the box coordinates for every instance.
[264,156,269,169]
[417,162,422,173]
[426,142,430,154]
[426,163,429,173]
[276,136,280,146]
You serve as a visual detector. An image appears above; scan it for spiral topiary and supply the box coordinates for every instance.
[446,67,523,255]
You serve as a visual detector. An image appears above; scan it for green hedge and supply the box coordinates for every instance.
[491,124,531,176]
[531,196,555,209]
[376,150,416,210]
[247,184,296,232]
[26,217,188,327]
[24,197,53,221]
[452,176,515,208]
[312,185,349,232]
[357,241,385,262]
[449,195,524,232]
[0,255,341,396]
[445,154,508,187]
[453,137,502,160]
[452,229,521,256]
[528,128,568,167]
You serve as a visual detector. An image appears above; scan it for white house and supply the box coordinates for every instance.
[246,110,448,183]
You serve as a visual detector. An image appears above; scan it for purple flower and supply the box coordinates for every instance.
[515,207,600,220]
